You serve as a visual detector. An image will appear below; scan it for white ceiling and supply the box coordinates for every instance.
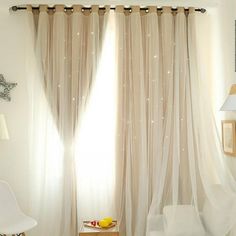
[1,0,219,9]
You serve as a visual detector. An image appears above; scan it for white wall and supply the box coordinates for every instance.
[0,9,30,212]
[209,0,236,178]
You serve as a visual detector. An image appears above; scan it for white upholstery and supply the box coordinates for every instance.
[147,214,211,236]
[0,181,37,234]
[147,185,236,236]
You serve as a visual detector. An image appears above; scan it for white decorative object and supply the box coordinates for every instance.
[221,84,236,111]
[0,114,9,140]
[221,120,236,156]
[0,75,17,102]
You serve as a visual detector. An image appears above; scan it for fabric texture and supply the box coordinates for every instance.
[26,5,110,236]
[202,185,236,236]
[163,205,205,236]
[115,6,236,236]
[23,5,236,236]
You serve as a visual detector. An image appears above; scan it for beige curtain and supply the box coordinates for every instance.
[27,5,109,236]
[115,6,148,236]
[25,4,236,236]
[115,7,206,236]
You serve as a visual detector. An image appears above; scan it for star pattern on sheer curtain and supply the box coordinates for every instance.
[24,4,236,236]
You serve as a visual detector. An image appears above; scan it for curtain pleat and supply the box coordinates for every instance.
[114,7,236,236]
[27,6,108,236]
[25,5,236,236]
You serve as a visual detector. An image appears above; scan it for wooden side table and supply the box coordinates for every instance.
[79,221,119,236]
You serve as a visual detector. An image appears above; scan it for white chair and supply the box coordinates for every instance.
[147,205,206,236]
[0,181,37,236]
[146,185,236,236]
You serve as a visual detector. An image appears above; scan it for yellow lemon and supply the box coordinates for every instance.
[99,219,109,228]
[103,217,113,225]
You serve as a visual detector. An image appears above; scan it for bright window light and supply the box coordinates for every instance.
[75,13,117,224]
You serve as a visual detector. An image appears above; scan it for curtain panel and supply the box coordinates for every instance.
[114,6,236,236]
[26,5,109,236]
[115,7,198,235]
[24,4,236,236]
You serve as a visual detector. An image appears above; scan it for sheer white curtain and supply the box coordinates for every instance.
[25,5,111,236]
[115,6,236,236]
[24,4,236,236]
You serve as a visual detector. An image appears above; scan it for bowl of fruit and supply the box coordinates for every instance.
[84,217,116,229]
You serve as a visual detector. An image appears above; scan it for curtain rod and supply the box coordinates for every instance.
[10,5,206,13]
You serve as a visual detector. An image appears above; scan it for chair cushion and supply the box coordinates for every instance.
[202,185,236,236]
[163,205,206,236]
